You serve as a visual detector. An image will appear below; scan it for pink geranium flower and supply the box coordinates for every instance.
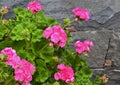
[74,40,94,54]
[27,0,42,14]
[43,25,67,48]
[0,47,20,68]
[72,7,90,21]
[14,59,35,83]
[0,47,35,85]
[54,64,74,83]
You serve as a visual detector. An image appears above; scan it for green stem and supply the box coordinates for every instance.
[25,40,30,51]
[40,43,49,51]
[74,53,79,71]
[63,19,75,29]
[1,14,3,20]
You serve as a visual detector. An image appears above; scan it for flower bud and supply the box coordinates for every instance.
[83,52,89,57]
[22,29,30,37]
[100,74,108,83]
[52,56,59,62]
[2,19,9,25]
[0,6,8,14]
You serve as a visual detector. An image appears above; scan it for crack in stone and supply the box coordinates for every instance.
[104,38,112,62]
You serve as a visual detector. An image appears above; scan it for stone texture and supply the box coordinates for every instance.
[107,30,120,67]
[102,80,120,85]
[107,71,120,80]
[71,30,112,68]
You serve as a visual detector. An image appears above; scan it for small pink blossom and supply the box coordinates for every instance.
[43,27,53,39]
[15,83,19,85]
[0,47,35,84]
[51,33,60,43]
[15,59,35,83]
[43,25,67,48]
[57,64,66,70]
[72,7,90,21]
[0,47,17,57]
[21,82,31,85]
[0,47,20,68]
[74,40,94,54]
[27,0,42,14]
[49,42,54,47]
[54,64,74,83]
[54,72,61,80]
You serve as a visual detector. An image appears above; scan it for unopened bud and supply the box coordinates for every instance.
[2,19,9,25]
[0,6,8,14]
[83,52,89,57]
[100,74,108,83]
[22,29,30,37]
[52,56,59,62]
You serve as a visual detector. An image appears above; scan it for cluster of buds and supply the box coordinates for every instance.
[0,6,8,14]
[100,74,109,83]
[0,6,9,25]
[2,19,9,25]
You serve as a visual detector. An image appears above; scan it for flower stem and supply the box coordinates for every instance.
[1,14,3,20]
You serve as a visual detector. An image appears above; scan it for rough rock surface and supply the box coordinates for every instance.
[0,0,120,85]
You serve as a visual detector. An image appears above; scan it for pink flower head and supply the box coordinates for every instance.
[83,40,94,47]
[27,0,42,14]
[14,59,35,83]
[0,47,17,57]
[54,64,74,83]
[0,47,35,84]
[43,25,67,48]
[72,7,90,21]
[74,40,94,54]
[43,27,53,39]
[0,47,20,68]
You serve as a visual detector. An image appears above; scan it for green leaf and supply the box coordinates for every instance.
[0,25,8,40]
[36,11,45,19]
[35,67,51,83]
[34,40,54,63]
[11,23,25,41]
[0,40,13,50]
[46,17,59,27]
[31,29,43,43]
[53,81,60,85]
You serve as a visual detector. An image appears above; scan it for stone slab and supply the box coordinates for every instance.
[107,30,120,67]
[71,30,112,68]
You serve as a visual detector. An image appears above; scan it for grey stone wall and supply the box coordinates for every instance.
[0,0,120,85]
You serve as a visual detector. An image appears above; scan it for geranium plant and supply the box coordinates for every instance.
[0,0,108,85]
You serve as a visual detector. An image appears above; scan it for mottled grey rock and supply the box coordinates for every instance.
[103,12,120,30]
[71,30,112,68]
[101,80,120,85]
[73,20,102,31]
[107,71,120,80]
[91,7,114,24]
[107,31,120,67]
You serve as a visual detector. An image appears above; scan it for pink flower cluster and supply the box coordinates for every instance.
[54,64,74,83]
[27,0,42,14]
[74,40,94,54]
[72,7,90,21]
[43,25,67,48]
[0,47,35,85]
